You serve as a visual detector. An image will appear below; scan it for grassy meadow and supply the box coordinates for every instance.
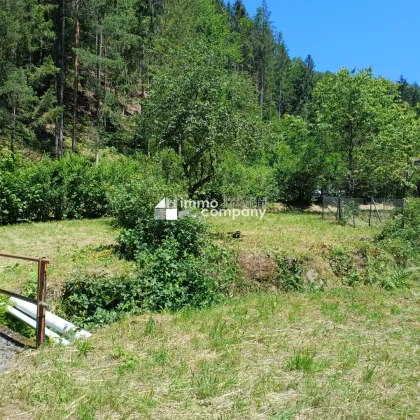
[0,212,419,418]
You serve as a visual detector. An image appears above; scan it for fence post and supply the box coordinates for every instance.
[337,196,342,222]
[372,198,381,223]
[369,197,373,227]
[36,258,48,348]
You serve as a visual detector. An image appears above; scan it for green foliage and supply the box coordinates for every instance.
[0,153,108,224]
[268,115,322,204]
[118,216,209,260]
[1,0,419,207]
[61,239,237,326]
[313,69,420,196]
[135,239,236,311]
[62,214,237,326]
[205,151,277,202]
[0,152,187,225]
[107,178,178,229]
[61,273,140,328]
[378,198,420,264]
[274,255,304,291]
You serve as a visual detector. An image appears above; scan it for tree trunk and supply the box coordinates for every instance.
[72,0,80,153]
[95,22,102,166]
[348,147,355,197]
[11,105,16,159]
[58,0,65,159]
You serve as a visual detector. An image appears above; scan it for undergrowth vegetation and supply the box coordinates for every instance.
[57,200,420,330]
[60,197,238,327]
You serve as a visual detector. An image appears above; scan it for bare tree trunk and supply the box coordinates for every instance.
[72,0,80,152]
[95,22,102,166]
[11,105,16,159]
[58,0,66,159]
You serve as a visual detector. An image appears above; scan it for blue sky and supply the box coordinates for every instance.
[241,0,419,83]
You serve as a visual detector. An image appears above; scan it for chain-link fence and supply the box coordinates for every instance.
[322,196,405,227]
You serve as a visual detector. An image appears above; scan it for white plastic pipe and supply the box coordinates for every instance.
[10,297,92,340]
[6,306,70,345]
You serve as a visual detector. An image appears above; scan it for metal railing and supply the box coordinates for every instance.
[0,253,51,348]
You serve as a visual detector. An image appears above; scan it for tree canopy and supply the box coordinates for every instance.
[0,0,419,201]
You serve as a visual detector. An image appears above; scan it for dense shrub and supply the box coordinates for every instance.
[117,216,208,260]
[61,238,237,327]
[107,177,169,229]
[0,153,108,223]
[134,238,235,311]
[273,254,305,291]
[0,154,29,223]
[0,152,185,224]
[378,198,420,264]
[106,153,185,228]
[204,151,277,203]
[61,274,140,327]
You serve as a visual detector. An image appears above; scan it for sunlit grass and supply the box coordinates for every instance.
[208,211,378,257]
[0,218,131,293]
[0,286,418,418]
[0,215,418,418]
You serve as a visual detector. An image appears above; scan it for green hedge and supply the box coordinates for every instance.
[0,152,182,225]
[0,153,108,223]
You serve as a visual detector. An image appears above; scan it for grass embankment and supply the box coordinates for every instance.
[0,213,418,418]
[0,212,375,294]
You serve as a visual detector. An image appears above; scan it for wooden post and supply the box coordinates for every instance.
[36,258,48,348]
[369,197,372,227]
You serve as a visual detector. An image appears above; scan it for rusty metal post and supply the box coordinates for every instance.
[36,258,48,348]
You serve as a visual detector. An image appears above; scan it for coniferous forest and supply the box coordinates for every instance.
[0,0,419,221]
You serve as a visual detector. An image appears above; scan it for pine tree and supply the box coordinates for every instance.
[252,0,275,119]
[273,32,291,118]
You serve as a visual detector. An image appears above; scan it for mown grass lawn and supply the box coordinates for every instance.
[0,218,131,293]
[0,286,419,419]
[208,210,377,257]
[0,213,419,419]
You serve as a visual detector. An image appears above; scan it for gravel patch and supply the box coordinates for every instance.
[0,336,20,372]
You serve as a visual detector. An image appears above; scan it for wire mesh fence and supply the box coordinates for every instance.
[322,196,405,227]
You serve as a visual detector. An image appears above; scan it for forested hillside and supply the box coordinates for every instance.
[0,0,419,205]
